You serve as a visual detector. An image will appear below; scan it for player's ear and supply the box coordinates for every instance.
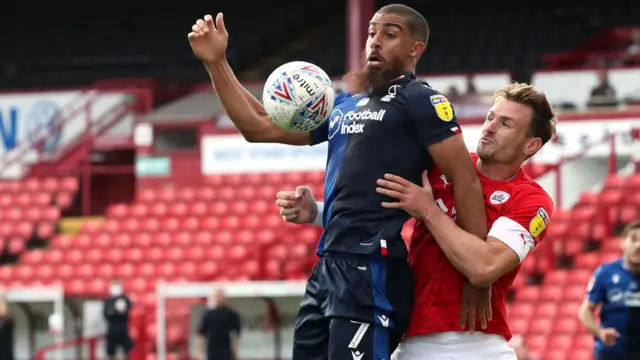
[524,137,542,158]
[410,41,425,58]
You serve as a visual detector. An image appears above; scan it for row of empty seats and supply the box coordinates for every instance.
[511,173,639,360]
[0,177,78,258]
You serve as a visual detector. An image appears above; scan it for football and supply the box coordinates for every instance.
[262,61,335,132]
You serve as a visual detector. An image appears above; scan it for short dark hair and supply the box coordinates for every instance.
[494,82,557,147]
[378,4,429,46]
[623,221,640,236]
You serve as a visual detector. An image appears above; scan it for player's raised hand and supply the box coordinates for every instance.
[376,171,435,219]
[188,13,229,64]
[598,328,620,346]
[275,186,319,225]
[459,282,492,332]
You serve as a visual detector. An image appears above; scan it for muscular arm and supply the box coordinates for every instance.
[205,59,311,145]
[420,206,518,287]
[428,134,487,239]
[419,193,552,288]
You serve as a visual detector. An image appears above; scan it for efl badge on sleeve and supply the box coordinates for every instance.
[529,207,550,238]
[430,94,454,122]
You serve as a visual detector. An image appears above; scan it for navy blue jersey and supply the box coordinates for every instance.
[587,258,640,355]
[309,72,461,258]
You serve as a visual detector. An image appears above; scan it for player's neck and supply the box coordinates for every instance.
[476,159,520,181]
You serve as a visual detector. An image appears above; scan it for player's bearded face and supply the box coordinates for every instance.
[344,51,406,94]
[623,231,640,267]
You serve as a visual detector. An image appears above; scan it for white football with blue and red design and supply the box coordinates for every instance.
[262,61,335,132]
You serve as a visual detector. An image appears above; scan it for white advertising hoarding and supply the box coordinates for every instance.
[201,117,640,174]
[0,90,132,178]
[201,135,328,174]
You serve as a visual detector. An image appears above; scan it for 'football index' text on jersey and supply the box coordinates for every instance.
[328,108,387,138]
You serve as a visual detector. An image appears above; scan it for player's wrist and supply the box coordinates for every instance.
[419,202,441,223]
[204,57,228,72]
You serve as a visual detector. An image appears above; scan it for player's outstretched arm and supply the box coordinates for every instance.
[376,172,553,288]
[188,14,311,145]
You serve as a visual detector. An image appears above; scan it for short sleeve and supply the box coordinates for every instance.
[487,191,554,263]
[309,92,349,146]
[198,310,210,335]
[405,83,462,148]
[587,266,606,304]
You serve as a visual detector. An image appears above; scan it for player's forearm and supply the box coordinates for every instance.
[452,174,487,239]
[421,204,497,287]
[578,305,601,336]
[204,59,278,143]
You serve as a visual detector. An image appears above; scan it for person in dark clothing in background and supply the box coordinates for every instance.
[196,289,241,360]
[0,296,14,360]
[103,279,134,360]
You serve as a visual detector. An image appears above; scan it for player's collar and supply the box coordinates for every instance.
[390,72,416,84]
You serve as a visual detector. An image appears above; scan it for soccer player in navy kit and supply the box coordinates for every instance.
[188,4,487,360]
[579,221,640,360]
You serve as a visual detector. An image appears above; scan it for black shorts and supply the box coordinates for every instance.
[105,333,133,357]
[292,254,414,360]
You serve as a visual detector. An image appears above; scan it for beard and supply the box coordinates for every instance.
[343,51,406,95]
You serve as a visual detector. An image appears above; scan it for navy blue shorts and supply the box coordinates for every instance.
[292,254,414,360]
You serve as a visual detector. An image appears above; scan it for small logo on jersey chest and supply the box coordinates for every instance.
[381,85,401,102]
[356,97,369,107]
[489,191,510,204]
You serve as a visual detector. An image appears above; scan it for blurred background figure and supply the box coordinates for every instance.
[103,279,134,360]
[578,221,640,360]
[1,2,640,360]
[0,295,14,360]
[196,289,241,360]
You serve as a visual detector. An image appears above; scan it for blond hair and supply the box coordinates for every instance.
[494,82,557,146]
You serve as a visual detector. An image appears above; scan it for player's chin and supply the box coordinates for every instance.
[629,255,640,266]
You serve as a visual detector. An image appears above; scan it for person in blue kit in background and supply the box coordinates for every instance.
[187,4,488,360]
[579,221,640,360]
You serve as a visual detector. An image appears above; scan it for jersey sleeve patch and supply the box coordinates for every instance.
[429,94,454,122]
[529,207,550,238]
[488,216,535,263]
[406,83,461,148]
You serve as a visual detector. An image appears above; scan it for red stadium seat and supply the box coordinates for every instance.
[568,269,592,285]
[515,286,540,302]
[529,317,554,334]
[540,285,563,302]
[543,349,569,360]
[573,253,600,269]
[525,334,548,352]
[558,301,581,318]
[535,302,559,318]
[545,270,569,285]
[554,317,580,334]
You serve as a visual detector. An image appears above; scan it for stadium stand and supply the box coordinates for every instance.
[2,0,640,359]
